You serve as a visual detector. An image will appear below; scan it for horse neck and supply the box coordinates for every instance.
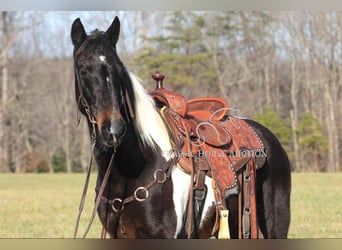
[93,121,166,208]
[114,122,147,178]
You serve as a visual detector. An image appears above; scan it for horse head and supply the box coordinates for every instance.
[71,17,135,149]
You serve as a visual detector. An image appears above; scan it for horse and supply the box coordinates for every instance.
[71,16,291,239]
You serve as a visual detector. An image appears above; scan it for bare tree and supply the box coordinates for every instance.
[0,11,23,172]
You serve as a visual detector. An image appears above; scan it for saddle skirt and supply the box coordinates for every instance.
[150,88,264,197]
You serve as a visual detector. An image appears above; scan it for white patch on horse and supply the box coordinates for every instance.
[128,71,193,238]
[172,168,215,238]
[171,166,191,238]
[99,55,106,63]
[199,176,216,229]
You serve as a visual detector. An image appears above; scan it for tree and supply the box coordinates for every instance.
[0,12,22,172]
[253,106,292,160]
[133,11,217,95]
[296,113,328,172]
[278,12,342,172]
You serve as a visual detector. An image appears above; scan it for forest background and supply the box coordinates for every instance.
[0,11,340,173]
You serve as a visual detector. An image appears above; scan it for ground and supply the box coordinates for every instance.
[0,173,341,238]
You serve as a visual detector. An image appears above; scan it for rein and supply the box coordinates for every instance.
[73,62,111,238]
[72,62,136,238]
[73,82,184,238]
[74,138,183,239]
[74,151,115,238]
[73,154,93,238]
[101,138,183,213]
[99,137,183,238]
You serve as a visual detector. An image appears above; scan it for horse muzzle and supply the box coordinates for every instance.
[100,120,126,148]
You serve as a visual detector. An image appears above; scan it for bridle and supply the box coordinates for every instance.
[74,63,97,147]
[72,58,143,239]
[74,60,135,130]
[73,61,117,238]
[73,62,103,239]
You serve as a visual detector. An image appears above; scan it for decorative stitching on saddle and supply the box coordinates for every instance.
[226,163,237,190]
[219,124,232,146]
[246,122,264,150]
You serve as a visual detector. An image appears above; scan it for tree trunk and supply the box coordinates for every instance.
[0,12,10,172]
[64,117,72,173]
[290,54,300,171]
[264,65,271,106]
[212,49,229,100]
[290,109,299,171]
[324,87,336,172]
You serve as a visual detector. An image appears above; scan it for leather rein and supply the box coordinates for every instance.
[73,134,183,238]
[73,63,110,238]
[72,62,132,238]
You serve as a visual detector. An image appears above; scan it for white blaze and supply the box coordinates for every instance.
[99,55,106,63]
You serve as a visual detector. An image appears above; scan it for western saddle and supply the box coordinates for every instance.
[149,73,265,239]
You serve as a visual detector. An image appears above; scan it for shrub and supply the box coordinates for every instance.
[253,105,292,151]
[37,160,50,173]
[51,149,67,173]
[72,160,83,173]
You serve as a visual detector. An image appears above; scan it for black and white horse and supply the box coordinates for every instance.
[71,16,291,239]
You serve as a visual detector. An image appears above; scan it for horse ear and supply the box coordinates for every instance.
[71,18,87,48]
[106,16,120,46]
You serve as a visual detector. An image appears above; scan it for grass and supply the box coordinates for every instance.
[289,173,342,238]
[0,172,341,238]
[0,173,102,238]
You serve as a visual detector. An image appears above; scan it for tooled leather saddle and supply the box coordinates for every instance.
[149,73,264,197]
[149,73,265,238]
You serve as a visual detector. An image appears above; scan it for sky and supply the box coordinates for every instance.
[8,11,124,58]
[1,0,341,11]
[4,11,342,62]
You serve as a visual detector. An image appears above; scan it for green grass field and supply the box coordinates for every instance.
[0,173,341,238]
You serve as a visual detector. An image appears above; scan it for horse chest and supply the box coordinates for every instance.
[115,215,140,238]
[114,202,176,238]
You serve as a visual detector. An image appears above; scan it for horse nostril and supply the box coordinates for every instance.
[110,120,126,137]
[101,120,125,146]
[101,121,112,138]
